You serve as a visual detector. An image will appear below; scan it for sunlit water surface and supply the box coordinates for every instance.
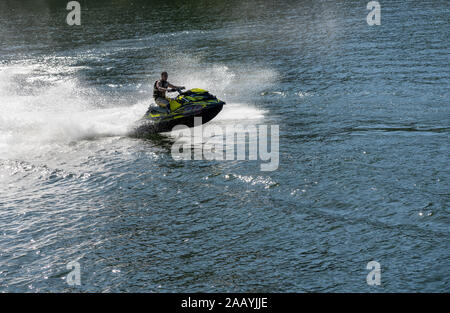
[0,0,448,292]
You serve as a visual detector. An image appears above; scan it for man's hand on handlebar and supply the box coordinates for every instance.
[167,86,185,93]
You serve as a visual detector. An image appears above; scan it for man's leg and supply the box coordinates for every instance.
[155,97,170,113]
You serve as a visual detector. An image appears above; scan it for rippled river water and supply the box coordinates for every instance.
[0,0,448,292]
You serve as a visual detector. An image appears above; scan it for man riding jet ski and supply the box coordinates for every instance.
[137,71,225,134]
[152,71,185,113]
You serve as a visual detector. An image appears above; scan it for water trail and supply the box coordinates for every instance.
[0,64,146,159]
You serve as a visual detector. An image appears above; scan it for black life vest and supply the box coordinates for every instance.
[153,80,169,99]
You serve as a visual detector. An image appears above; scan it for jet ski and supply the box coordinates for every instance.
[135,88,225,134]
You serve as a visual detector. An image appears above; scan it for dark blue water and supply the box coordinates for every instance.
[0,0,448,292]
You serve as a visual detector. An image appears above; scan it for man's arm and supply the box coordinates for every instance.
[168,83,185,90]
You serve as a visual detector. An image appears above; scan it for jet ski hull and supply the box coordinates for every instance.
[142,103,223,134]
[132,89,225,136]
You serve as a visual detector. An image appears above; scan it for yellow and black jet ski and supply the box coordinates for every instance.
[136,88,225,134]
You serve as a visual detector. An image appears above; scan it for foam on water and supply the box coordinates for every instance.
[216,103,266,121]
[0,64,146,159]
[164,54,277,96]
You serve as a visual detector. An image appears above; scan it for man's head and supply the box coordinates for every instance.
[161,71,168,81]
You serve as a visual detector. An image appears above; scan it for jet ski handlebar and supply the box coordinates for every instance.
[168,88,184,94]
